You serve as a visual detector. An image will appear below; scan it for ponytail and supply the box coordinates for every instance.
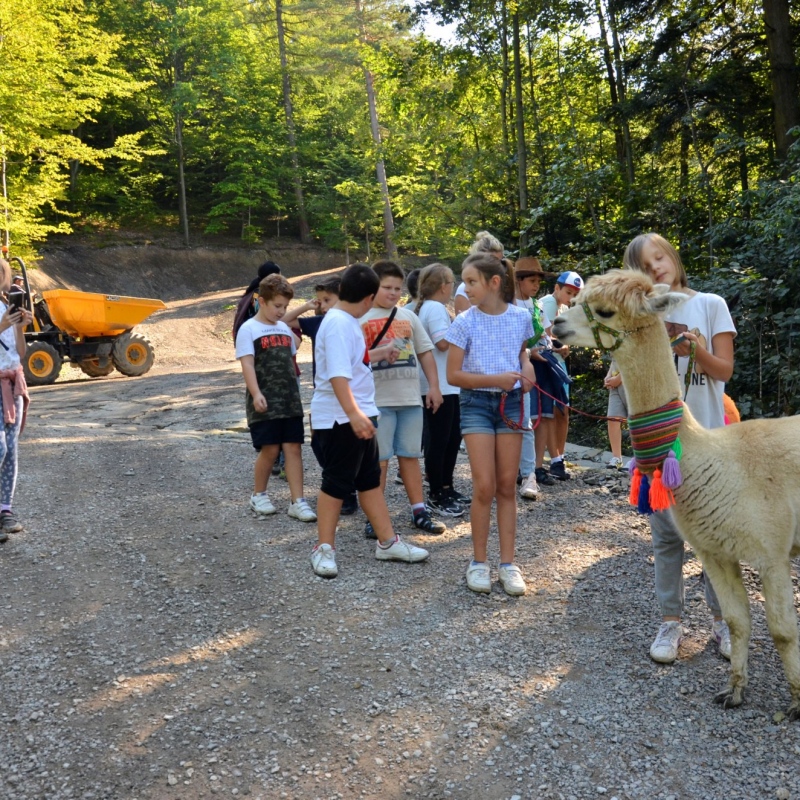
[500,258,516,304]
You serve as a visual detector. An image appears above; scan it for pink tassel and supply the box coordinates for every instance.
[661,450,683,490]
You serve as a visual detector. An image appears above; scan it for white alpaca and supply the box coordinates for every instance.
[553,269,800,719]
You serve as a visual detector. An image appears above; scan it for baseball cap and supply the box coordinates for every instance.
[557,271,584,290]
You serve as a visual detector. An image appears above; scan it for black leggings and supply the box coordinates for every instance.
[423,394,462,494]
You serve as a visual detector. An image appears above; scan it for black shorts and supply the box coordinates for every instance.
[315,419,381,500]
[250,417,304,450]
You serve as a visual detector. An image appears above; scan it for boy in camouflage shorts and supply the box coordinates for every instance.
[235,274,317,522]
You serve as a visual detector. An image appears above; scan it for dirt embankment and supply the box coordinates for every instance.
[28,238,351,300]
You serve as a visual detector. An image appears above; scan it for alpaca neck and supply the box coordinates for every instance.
[613,325,683,416]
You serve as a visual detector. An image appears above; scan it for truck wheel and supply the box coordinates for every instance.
[79,358,115,378]
[112,332,155,377]
[23,342,63,386]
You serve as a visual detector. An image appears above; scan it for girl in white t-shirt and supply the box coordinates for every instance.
[445,254,535,597]
[624,233,736,665]
[414,263,465,517]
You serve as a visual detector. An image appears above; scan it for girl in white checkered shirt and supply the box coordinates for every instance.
[445,254,536,597]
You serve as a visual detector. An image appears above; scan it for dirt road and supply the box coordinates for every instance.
[1,286,799,800]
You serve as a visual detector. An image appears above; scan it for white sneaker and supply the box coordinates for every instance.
[466,561,491,594]
[519,473,540,500]
[650,621,683,663]
[375,535,429,563]
[607,456,625,469]
[498,564,527,596]
[288,498,317,522]
[250,492,276,516]
[311,544,338,578]
[712,619,732,660]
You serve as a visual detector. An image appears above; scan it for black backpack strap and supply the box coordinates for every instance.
[369,307,398,350]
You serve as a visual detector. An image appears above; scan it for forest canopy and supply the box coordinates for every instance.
[2,0,799,417]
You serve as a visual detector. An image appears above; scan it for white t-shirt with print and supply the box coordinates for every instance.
[416,300,458,396]
[666,292,736,429]
[311,308,378,428]
[0,302,21,371]
[359,306,434,407]
[445,304,534,391]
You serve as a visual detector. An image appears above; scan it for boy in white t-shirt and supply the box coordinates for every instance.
[310,264,430,579]
[359,260,445,536]
[235,274,316,523]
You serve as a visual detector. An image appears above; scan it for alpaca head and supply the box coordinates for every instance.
[552,269,687,352]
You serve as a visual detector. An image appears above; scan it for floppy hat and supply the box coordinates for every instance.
[557,271,584,290]
[515,256,545,279]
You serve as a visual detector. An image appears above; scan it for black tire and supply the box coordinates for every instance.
[23,342,63,386]
[79,358,115,378]
[112,332,155,377]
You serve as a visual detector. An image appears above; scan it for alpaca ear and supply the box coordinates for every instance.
[646,289,688,316]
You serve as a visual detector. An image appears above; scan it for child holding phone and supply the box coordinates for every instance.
[0,258,33,540]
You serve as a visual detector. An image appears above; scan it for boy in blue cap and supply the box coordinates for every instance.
[541,270,583,480]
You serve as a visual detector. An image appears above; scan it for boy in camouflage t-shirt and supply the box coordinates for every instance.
[235,274,316,523]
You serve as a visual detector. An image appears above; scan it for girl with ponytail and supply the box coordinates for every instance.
[445,253,536,597]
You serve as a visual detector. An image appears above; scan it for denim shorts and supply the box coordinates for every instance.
[376,405,424,461]
[459,388,524,436]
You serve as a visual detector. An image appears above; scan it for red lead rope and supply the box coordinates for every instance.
[499,377,626,432]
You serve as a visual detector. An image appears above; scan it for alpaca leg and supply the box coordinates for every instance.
[759,564,800,720]
[696,552,750,708]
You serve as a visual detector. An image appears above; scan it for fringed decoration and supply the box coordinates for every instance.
[648,468,674,512]
[672,437,682,460]
[629,467,642,505]
[637,473,652,515]
[661,450,682,490]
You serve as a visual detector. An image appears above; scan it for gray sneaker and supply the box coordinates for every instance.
[0,510,23,534]
[650,621,683,663]
[375,535,429,563]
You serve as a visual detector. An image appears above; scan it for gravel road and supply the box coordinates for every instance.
[1,288,799,800]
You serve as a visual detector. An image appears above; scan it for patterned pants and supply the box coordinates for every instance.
[0,394,23,507]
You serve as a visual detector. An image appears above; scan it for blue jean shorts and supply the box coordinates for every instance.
[376,405,424,461]
[459,388,524,435]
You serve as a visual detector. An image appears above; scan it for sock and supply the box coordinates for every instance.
[471,560,486,566]
[0,505,10,513]
[411,503,426,515]
[499,562,513,568]
[253,491,267,497]
[379,534,399,549]
[551,456,563,465]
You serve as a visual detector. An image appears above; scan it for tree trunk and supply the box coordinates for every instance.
[512,10,528,253]
[594,0,626,171]
[355,0,396,258]
[608,3,634,185]
[275,0,311,244]
[175,112,190,247]
[498,2,515,221]
[762,0,800,163]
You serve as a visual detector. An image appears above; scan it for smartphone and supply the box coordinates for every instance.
[670,334,686,347]
[7,289,24,311]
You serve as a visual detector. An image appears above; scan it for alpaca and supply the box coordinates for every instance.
[553,269,800,719]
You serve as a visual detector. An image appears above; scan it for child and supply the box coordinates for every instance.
[414,263,467,516]
[360,260,446,535]
[0,258,32,539]
[309,263,430,578]
[540,270,584,480]
[446,253,535,596]
[513,258,550,499]
[234,274,317,523]
[283,276,361,517]
[604,361,627,468]
[624,232,736,663]
[404,268,421,312]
